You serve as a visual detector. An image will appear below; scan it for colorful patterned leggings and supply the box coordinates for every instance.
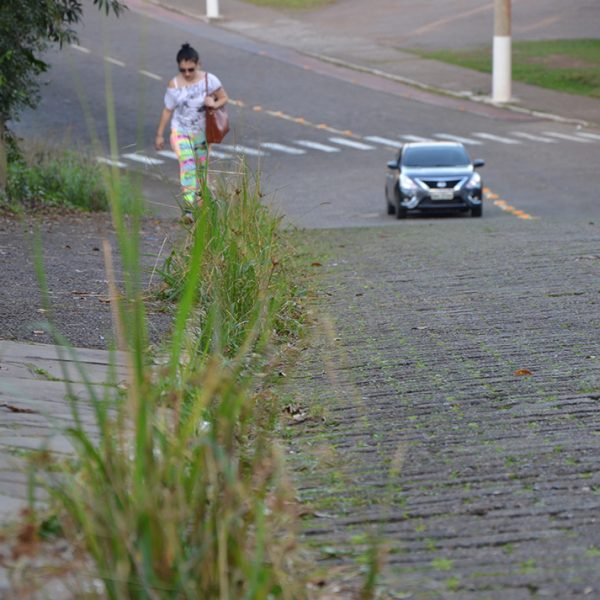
[170,129,208,205]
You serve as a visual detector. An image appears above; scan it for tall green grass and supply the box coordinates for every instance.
[0,141,129,212]
[36,164,308,598]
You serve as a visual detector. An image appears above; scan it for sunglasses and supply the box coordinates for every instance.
[179,67,196,73]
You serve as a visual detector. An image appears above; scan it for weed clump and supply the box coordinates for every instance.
[32,164,309,598]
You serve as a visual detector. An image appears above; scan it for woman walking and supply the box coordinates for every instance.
[155,43,228,218]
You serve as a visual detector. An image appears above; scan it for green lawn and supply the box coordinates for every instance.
[242,0,333,8]
[411,39,600,98]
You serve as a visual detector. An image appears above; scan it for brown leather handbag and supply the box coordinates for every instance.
[204,72,230,144]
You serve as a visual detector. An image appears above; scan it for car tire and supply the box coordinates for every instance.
[471,205,482,217]
[395,201,407,220]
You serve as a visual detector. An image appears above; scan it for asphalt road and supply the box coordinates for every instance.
[11,2,600,228]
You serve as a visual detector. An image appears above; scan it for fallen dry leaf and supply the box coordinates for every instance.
[311,262,322,267]
[514,368,533,376]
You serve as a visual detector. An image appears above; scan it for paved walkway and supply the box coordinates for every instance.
[284,217,600,597]
[0,340,127,593]
[149,0,600,126]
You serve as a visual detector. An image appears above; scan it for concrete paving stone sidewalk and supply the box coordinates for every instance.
[283,217,600,597]
[0,340,127,595]
[148,0,600,126]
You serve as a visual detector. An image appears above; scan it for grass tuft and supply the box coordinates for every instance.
[1,141,133,212]
[30,162,310,598]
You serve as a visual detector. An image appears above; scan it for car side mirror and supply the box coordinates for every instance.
[473,159,485,168]
[387,160,399,170]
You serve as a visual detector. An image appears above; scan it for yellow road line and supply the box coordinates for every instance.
[484,188,536,220]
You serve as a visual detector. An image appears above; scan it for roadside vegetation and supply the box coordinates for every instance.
[0,141,123,212]
[411,39,600,98]
[12,164,314,598]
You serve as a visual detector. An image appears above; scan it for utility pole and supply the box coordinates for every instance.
[492,0,511,103]
[206,0,220,19]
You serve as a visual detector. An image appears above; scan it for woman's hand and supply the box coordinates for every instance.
[204,95,216,109]
[155,134,165,151]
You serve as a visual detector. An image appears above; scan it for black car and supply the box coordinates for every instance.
[385,142,485,218]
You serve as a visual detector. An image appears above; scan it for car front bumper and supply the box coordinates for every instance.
[400,189,482,211]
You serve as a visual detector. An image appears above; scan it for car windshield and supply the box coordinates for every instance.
[402,145,471,168]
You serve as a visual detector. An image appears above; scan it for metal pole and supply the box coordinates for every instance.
[206,0,220,19]
[492,0,511,102]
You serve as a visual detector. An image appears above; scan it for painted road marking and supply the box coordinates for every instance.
[123,153,164,166]
[209,150,234,160]
[260,142,306,155]
[139,69,162,81]
[544,132,593,143]
[401,135,434,143]
[217,144,267,157]
[158,149,233,160]
[364,136,404,148]
[104,56,126,67]
[434,133,482,145]
[576,132,600,141]
[473,132,521,144]
[484,188,535,220]
[294,140,340,153]
[329,137,375,150]
[157,150,178,160]
[512,132,557,143]
[97,157,127,168]
[70,44,91,54]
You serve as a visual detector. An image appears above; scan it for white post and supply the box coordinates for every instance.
[206,0,220,19]
[492,0,511,103]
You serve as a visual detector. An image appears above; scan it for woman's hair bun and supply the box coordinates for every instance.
[176,43,200,64]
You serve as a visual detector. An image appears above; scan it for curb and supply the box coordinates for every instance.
[300,51,592,128]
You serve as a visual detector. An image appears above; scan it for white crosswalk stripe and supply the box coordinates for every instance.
[209,150,234,159]
[512,132,557,143]
[156,149,234,161]
[544,132,593,143]
[217,144,268,157]
[364,136,404,148]
[329,137,375,150]
[294,140,340,153]
[123,153,164,166]
[576,132,600,141]
[473,132,521,144]
[97,157,127,168]
[157,150,178,160]
[434,133,482,145]
[260,142,306,155]
[401,135,434,143]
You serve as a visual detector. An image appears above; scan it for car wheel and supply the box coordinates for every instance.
[395,200,407,219]
[385,186,395,215]
[471,205,482,217]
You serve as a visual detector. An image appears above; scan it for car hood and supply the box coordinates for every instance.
[402,165,474,178]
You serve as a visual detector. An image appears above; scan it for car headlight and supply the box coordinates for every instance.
[399,173,418,193]
[465,172,482,189]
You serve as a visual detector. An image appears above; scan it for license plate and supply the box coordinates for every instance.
[430,190,454,200]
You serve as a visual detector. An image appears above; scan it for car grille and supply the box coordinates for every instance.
[420,178,463,189]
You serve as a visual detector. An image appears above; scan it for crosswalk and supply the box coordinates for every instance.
[97,129,600,170]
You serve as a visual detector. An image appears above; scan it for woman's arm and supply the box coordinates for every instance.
[204,86,229,109]
[155,107,173,150]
